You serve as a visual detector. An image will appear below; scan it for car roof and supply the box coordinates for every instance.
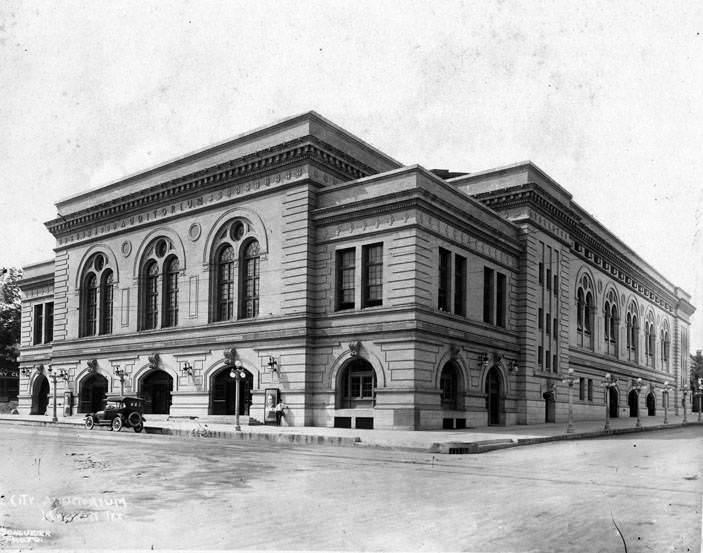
[105,395,144,402]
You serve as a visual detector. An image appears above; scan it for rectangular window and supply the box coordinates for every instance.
[362,243,383,308]
[538,262,544,285]
[454,254,467,316]
[553,317,558,338]
[553,274,559,294]
[545,350,551,370]
[438,248,451,312]
[336,248,356,310]
[546,268,552,290]
[33,304,43,345]
[538,308,544,329]
[496,272,506,327]
[546,313,551,335]
[579,378,585,401]
[538,346,543,367]
[587,379,593,401]
[44,302,54,344]
[483,267,494,324]
[552,354,558,372]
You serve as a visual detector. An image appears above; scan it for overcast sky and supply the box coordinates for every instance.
[1,1,702,349]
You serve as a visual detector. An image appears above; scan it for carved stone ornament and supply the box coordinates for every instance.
[348,341,362,357]
[148,353,160,369]
[121,240,132,257]
[223,348,237,366]
[449,345,461,360]
[86,359,98,373]
[188,223,201,242]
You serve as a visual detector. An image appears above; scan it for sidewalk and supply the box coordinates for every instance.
[0,412,699,453]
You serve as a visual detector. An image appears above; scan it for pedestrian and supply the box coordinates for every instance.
[274,400,287,426]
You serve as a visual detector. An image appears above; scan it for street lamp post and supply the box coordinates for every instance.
[633,378,643,429]
[113,365,128,395]
[230,360,247,431]
[662,381,670,425]
[562,368,577,433]
[681,384,688,424]
[47,366,69,423]
[602,373,617,431]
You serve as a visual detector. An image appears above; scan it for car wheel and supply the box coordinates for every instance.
[133,423,144,433]
[85,416,95,430]
[111,417,123,432]
[128,411,142,427]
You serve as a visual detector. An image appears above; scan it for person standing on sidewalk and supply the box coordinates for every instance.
[275,400,287,426]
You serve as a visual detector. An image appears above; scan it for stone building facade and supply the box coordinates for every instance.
[17,112,695,429]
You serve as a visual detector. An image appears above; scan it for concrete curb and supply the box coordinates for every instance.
[0,417,364,449]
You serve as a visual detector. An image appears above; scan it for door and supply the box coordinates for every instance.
[211,367,252,415]
[485,368,503,426]
[80,374,108,413]
[628,390,639,418]
[30,375,50,415]
[609,387,619,418]
[140,370,173,414]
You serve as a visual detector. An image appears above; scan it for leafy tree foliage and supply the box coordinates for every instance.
[0,268,22,366]
[691,349,703,388]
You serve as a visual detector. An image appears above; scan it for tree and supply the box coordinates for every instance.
[0,267,22,366]
[691,350,703,388]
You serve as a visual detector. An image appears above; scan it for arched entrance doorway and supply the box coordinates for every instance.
[210,366,253,415]
[485,367,504,426]
[30,375,50,415]
[628,389,639,418]
[439,361,461,411]
[609,387,619,418]
[79,373,108,413]
[646,392,656,416]
[140,370,173,414]
[336,358,377,409]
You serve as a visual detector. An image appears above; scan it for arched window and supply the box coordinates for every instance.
[576,275,594,349]
[337,358,376,408]
[99,270,114,335]
[80,252,114,337]
[644,313,655,367]
[209,218,263,322]
[144,261,159,330]
[215,245,236,322]
[604,289,618,357]
[626,302,638,362]
[660,325,670,372]
[240,239,260,319]
[139,238,180,331]
[163,256,179,328]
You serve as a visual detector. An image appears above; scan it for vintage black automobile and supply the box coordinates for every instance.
[84,395,146,432]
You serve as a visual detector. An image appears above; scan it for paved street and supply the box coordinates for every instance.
[0,425,700,552]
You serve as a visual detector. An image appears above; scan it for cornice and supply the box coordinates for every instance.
[474,185,678,310]
[46,136,378,238]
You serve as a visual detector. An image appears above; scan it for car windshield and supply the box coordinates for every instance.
[124,400,141,409]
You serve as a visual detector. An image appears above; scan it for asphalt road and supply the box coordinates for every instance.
[0,424,701,552]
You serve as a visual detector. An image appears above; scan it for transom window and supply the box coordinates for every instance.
[80,252,114,337]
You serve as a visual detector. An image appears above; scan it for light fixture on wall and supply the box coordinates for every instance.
[267,356,279,377]
[510,360,519,373]
[20,367,34,377]
[479,353,489,369]
[113,365,129,395]
[181,361,193,376]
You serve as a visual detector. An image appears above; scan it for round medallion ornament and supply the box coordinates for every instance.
[189,223,201,242]
[121,241,132,257]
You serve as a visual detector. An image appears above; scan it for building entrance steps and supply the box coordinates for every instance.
[0,412,699,453]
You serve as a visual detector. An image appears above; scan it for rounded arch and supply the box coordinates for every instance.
[137,368,174,415]
[74,365,112,392]
[328,349,387,391]
[131,227,187,278]
[133,363,180,392]
[479,363,508,396]
[78,372,109,413]
[433,349,469,392]
[208,363,255,416]
[335,356,378,409]
[484,365,505,426]
[30,373,50,415]
[574,267,597,301]
[74,244,120,289]
[202,357,261,393]
[201,207,270,265]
